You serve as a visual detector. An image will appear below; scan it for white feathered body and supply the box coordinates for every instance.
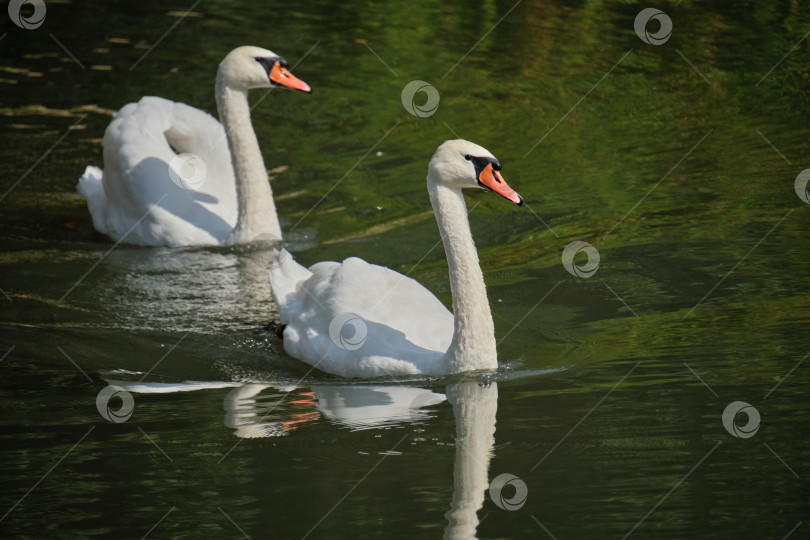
[269,251,455,378]
[78,96,240,246]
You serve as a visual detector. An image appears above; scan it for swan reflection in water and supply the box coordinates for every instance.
[221,382,447,437]
[107,378,497,538]
[443,381,497,539]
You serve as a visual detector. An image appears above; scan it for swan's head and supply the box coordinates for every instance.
[428,139,523,205]
[218,46,311,93]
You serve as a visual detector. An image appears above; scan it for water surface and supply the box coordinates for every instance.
[1,0,809,538]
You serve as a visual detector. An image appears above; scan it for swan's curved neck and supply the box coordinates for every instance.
[428,175,497,372]
[216,79,281,243]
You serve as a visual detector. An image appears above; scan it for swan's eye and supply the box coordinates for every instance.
[464,154,472,161]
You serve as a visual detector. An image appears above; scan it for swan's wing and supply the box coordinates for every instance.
[270,249,455,377]
[305,257,454,346]
[83,96,237,245]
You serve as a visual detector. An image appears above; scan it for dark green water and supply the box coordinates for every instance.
[2,0,809,538]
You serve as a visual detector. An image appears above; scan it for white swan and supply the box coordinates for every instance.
[269,140,523,378]
[78,46,311,246]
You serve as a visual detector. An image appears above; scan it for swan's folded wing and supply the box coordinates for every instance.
[298,257,454,353]
[102,97,235,204]
[93,96,238,245]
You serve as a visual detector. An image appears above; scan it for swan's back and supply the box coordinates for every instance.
[269,251,455,377]
[80,96,239,245]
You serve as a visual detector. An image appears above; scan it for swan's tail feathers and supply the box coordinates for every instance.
[77,165,109,234]
[77,165,102,197]
[268,249,312,322]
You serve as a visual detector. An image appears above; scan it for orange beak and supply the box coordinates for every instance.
[478,163,523,205]
[269,61,312,93]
